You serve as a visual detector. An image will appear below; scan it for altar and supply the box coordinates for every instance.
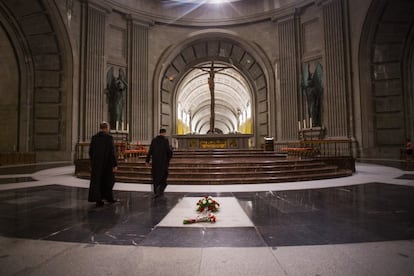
[173,134,253,150]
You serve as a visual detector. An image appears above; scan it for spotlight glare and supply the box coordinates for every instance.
[167,0,232,4]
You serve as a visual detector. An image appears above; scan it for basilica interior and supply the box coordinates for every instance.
[0,0,413,275]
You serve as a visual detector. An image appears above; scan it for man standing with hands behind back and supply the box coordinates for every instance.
[88,121,118,207]
[145,128,173,199]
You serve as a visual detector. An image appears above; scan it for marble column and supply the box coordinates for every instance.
[78,1,109,141]
[274,11,301,141]
[319,0,349,137]
[127,17,151,143]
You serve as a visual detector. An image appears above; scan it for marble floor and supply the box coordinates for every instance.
[0,161,413,275]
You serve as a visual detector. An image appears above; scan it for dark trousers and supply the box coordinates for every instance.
[153,170,168,195]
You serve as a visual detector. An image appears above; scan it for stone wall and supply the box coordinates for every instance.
[1,0,413,161]
[0,0,73,161]
[358,0,414,158]
[0,26,19,152]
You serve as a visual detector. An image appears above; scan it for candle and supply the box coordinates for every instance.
[116,121,119,131]
[126,123,129,133]
[310,117,313,129]
[303,119,306,129]
[298,121,301,131]
[122,122,124,131]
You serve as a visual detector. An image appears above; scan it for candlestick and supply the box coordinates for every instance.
[310,117,313,129]
[303,119,306,129]
[122,122,124,131]
[116,121,119,131]
[126,123,129,133]
[298,121,301,131]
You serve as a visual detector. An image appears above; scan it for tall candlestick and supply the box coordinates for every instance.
[310,117,313,129]
[303,119,306,129]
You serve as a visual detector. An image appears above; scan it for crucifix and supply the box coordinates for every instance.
[193,60,232,133]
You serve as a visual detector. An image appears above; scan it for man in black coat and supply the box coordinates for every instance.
[145,128,173,198]
[88,121,118,207]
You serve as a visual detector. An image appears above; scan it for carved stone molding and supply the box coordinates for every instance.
[271,0,313,23]
[126,14,154,27]
[81,0,112,13]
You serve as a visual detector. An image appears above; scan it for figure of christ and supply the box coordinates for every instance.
[207,63,215,133]
[196,61,232,133]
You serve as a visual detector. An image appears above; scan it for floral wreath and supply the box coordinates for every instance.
[183,196,220,224]
[183,213,216,224]
[196,195,220,213]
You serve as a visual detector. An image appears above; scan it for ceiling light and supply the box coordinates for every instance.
[166,0,235,4]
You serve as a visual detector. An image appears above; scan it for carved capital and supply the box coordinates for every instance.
[81,0,112,13]
[126,14,154,27]
[271,7,299,23]
[271,0,314,23]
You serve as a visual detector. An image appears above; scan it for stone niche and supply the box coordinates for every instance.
[0,25,19,152]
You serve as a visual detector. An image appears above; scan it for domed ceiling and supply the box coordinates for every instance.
[106,0,295,26]
[164,0,242,3]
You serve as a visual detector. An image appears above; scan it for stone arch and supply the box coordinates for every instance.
[0,0,73,161]
[359,0,414,157]
[153,31,274,146]
[403,21,414,142]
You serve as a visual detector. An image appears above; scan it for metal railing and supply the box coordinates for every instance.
[75,139,354,162]
[75,141,148,161]
[274,139,354,157]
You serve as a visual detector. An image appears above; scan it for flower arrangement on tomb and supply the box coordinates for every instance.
[183,213,217,224]
[196,195,220,213]
[182,196,220,224]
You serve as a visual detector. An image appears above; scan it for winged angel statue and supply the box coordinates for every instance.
[302,62,323,127]
[106,67,127,129]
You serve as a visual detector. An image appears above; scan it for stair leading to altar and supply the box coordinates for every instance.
[75,149,353,185]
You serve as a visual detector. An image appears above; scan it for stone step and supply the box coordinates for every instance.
[113,169,352,185]
[127,149,287,159]
[75,149,354,185]
[121,158,321,166]
[126,156,289,163]
[171,152,286,157]
[118,162,326,170]
[115,167,339,180]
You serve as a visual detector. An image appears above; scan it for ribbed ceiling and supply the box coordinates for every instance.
[176,62,251,134]
[104,0,290,26]
[161,38,268,137]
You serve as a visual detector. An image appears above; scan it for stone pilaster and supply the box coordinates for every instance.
[319,0,349,137]
[274,12,301,141]
[79,2,109,141]
[127,17,151,143]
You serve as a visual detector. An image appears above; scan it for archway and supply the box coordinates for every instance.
[175,61,253,135]
[359,0,414,157]
[0,0,73,161]
[156,35,272,147]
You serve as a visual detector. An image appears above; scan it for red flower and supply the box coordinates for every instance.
[195,196,220,213]
[183,214,216,224]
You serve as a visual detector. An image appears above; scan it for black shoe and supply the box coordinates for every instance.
[96,201,104,207]
[151,193,163,199]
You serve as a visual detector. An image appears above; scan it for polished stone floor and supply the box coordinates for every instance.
[0,183,413,247]
[0,161,413,275]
